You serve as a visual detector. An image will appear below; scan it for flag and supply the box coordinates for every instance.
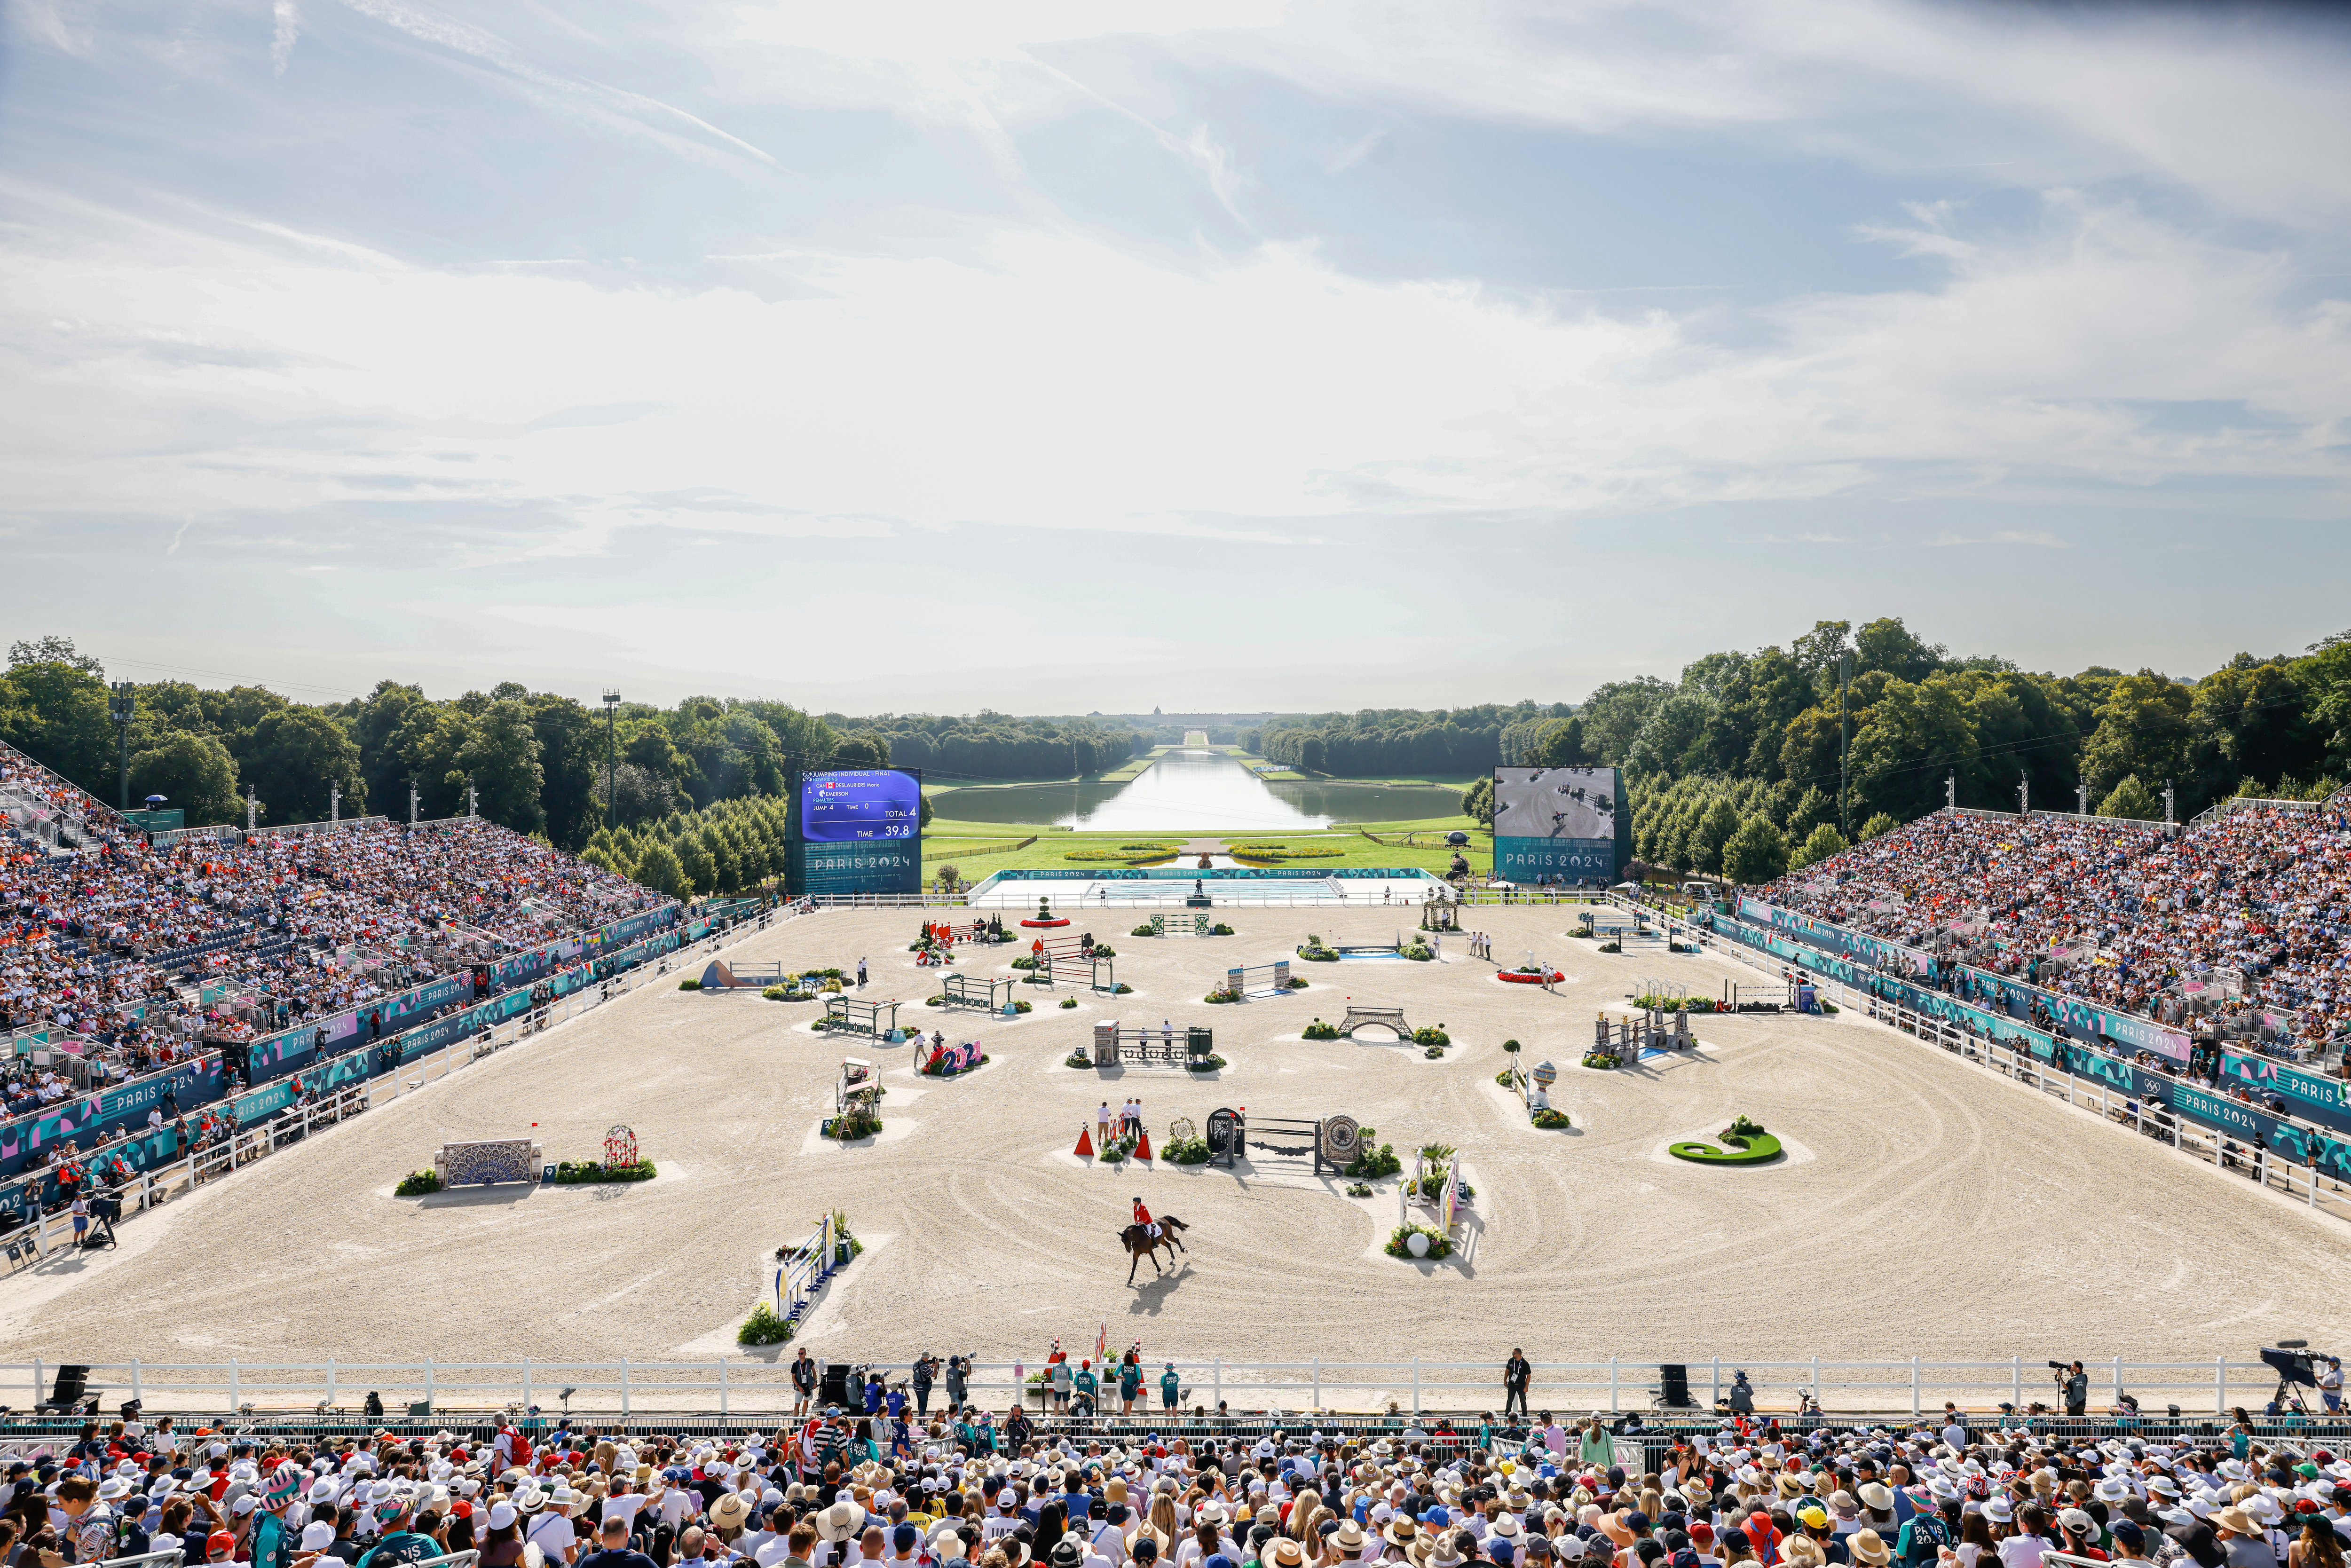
[1096,1322,1107,1363]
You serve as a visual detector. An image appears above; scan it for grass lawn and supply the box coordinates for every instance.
[919,816,1491,880]
[1095,747,1170,782]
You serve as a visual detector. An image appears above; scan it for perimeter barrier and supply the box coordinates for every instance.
[0,1355,2313,1423]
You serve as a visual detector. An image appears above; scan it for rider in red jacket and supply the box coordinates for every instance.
[1133,1197,1159,1241]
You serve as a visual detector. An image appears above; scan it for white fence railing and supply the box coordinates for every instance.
[0,1355,2305,1420]
[0,914,795,1272]
[1641,894,2351,1229]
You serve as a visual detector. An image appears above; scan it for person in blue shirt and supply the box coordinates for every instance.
[884,1383,907,1421]
[863,1373,885,1417]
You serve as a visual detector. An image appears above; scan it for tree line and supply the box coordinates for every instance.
[1463,616,2351,883]
[0,638,848,851]
[1245,703,1570,776]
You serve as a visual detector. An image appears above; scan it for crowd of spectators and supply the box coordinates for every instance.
[0,747,665,1136]
[1762,792,2351,1061]
[11,1372,2351,1568]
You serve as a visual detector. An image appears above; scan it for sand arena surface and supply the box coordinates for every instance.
[9,904,2351,1392]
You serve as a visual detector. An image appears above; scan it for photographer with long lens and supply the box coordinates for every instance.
[2051,1358,2089,1417]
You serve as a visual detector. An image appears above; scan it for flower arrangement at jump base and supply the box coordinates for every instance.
[394,1168,442,1196]
[1296,936,1341,961]
[1386,1222,1453,1260]
[763,969,843,1001]
[1670,1114,1783,1165]
[1634,993,1719,1012]
[1303,1018,1341,1040]
[1412,1024,1449,1058]
[1583,1045,1622,1070]
[1342,1126,1400,1179]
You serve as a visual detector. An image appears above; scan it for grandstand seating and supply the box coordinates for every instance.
[0,739,664,1153]
[1763,788,2351,1056]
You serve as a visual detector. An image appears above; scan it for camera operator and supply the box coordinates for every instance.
[2051,1359,2089,1417]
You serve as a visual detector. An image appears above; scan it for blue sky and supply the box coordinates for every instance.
[3,0,2349,712]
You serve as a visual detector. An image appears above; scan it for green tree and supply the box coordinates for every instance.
[1856,812,1899,841]
[2079,672,2193,804]
[2189,658,2319,802]
[454,699,545,833]
[1460,777,1495,827]
[243,708,365,824]
[1721,816,1788,885]
[1852,617,1945,683]
[1,658,114,792]
[674,833,719,893]
[1689,796,1741,875]
[2097,774,2162,822]
[1525,715,1586,767]
[353,681,432,817]
[7,635,103,675]
[527,695,600,849]
[128,732,240,826]
[830,732,890,768]
[1788,822,1848,871]
[390,703,476,820]
[632,840,692,898]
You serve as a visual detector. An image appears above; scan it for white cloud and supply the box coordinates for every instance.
[0,181,2344,554]
[270,0,300,75]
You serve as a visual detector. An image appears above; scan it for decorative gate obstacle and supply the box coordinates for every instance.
[1714,977,1822,1013]
[824,1057,883,1140]
[433,1135,543,1188]
[1084,1021,1215,1068]
[1021,937,1121,994]
[1418,900,1461,932]
[771,1211,854,1328]
[817,995,905,1040]
[1499,1056,1570,1128]
[700,959,789,990]
[1669,1114,1783,1165]
[542,1123,657,1184]
[1143,911,1224,938]
[1584,1006,1693,1067]
[1208,960,1298,1002]
[936,972,1015,1011]
[1336,1004,1410,1039]
[1390,1143,1470,1260]
[1199,1107,1355,1175]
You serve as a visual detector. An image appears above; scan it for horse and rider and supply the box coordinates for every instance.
[1120,1196,1189,1284]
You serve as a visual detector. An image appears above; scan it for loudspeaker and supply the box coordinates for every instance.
[49,1365,88,1409]
[819,1365,852,1407]
[1658,1364,1692,1408]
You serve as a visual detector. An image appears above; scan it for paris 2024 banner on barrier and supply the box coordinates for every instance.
[1491,765,1632,885]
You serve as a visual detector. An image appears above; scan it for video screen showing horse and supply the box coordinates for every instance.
[1492,766,1618,841]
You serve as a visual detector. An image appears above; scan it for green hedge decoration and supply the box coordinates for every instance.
[1669,1115,1783,1165]
[552,1160,657,1184]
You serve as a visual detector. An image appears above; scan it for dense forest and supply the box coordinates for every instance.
[822,713,1148,781]
[1245,702,1572,776]
[1462,616,2351,883]
[7,615,2346,891]
[0,638,1157,852]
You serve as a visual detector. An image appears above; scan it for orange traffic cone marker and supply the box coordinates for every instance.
[1134,1127,1152,1161]
[1074,1123,1094,1158]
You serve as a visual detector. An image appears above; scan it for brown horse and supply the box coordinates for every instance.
[1120,1213,1190,1283]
